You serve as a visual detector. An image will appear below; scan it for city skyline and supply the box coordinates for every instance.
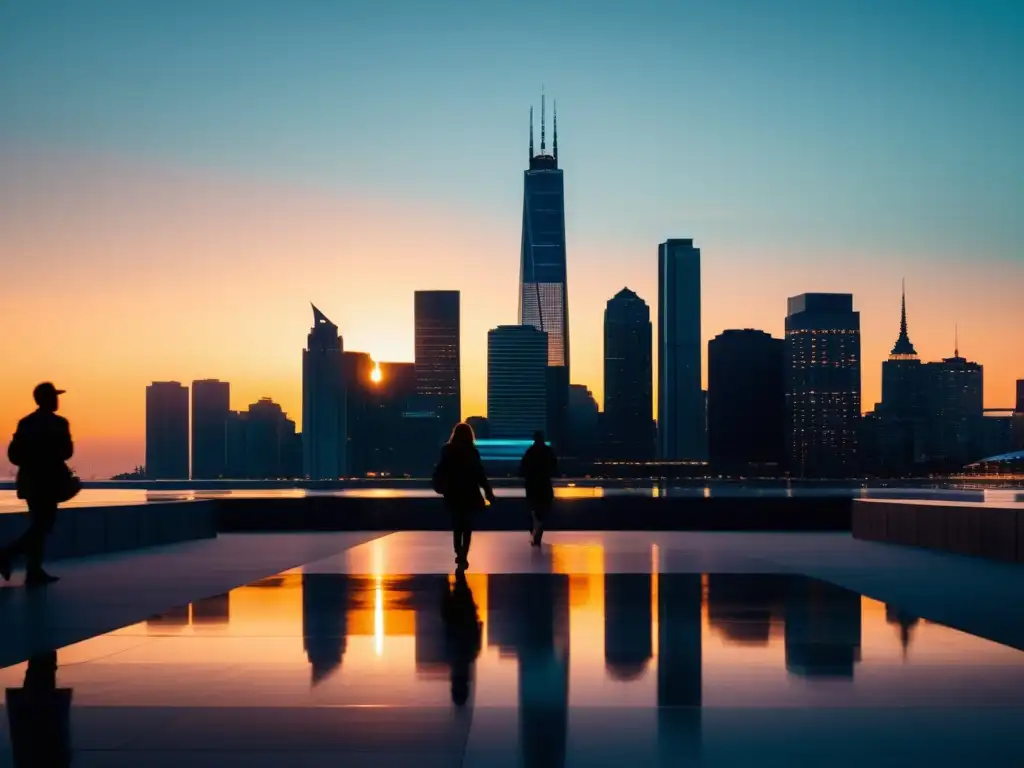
[1,1,1022,477]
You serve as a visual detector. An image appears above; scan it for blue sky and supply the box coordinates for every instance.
[2,0,1021,258]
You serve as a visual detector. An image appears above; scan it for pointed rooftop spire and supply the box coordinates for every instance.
[529,106,534,160]
[954,324,960,358]
[889,281,917,358]
[540,88,546,153]
[553,100,558,162]
[311,303,335,329]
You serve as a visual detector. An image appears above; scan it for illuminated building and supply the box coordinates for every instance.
[707,329,785,474]
[145,381,189,479]
[921,339,984,467]
[191,379,230,479]
[519,94,570,450]
[658,239,704,461]
[785,293,861,478]
[302,304,347,479]
[414,290,461,432]
[603,288,654,460]
[487,325,548,440]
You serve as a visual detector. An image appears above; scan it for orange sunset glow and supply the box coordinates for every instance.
[2,147,1022,478]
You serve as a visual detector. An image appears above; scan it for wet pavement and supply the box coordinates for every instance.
[1,532,1022,766]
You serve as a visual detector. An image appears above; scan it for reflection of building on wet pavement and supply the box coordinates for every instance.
[784,580,862,677]
[191,593,230,626]
[885,604,921,657]
[489,574,571,768]
[301,574,351,685]
[657,574,703,763]
[604,573,653,680]
[706,574,788,646]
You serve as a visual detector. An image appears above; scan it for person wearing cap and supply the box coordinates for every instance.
[1,383,75,586]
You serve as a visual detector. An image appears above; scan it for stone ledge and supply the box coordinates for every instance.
[0,501,218,562]
[852,500,1022,563]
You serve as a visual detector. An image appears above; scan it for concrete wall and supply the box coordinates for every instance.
[217,495,852,533]
[852,500,1024,563]
[0,501,218,562]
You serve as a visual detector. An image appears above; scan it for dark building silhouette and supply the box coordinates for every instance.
[302,574,350,686]
[225,409,247,479]
[465,416,490,440]
[785,293,861,478]
[520,95,570,452]
[922,342,984,467]
[604,574,653,680]
[303,304,347,480]
[784,579,862,678]
[236,398,301,479]
[415,290,461,433]
[567,384,599,459]
[145,381,189,480]
[658,239,704,460]
[487,325,548,439]
[603,288,654,460]
[191,379,229,479]
[1013,380,1024,451]
[344,354,436,475]
[863,285,925,476]
[146,603,189,632]
[707,329,785,474]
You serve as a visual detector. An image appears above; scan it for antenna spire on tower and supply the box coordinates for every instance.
[540,87,546,153]
[955,324,960,358]
[553,100,558,163]
[529,106,534,160]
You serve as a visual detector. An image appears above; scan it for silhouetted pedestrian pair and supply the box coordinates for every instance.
[1,383,80,587]
[519,431,558,547]
[432,422,495,570]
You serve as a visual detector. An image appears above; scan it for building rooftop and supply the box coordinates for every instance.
[1,527,1023,765]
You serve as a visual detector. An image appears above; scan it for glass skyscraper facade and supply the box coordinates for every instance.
[487,325,548,440]
[519,96,569,449]
[191,378,230,479]
[145,381,189,480]
[604,288,654,460]
[414,290,461,432]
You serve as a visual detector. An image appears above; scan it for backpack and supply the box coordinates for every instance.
[431,456,448,495]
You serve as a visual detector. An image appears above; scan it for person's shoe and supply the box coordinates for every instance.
[0,554,11,582]
[25,570,59,587]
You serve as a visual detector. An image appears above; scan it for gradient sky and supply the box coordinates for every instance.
[1,0,1022,478]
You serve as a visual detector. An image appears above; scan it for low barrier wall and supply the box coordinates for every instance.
[852,499,1024,563]
[216,495,852,533]
[0,501,218,562]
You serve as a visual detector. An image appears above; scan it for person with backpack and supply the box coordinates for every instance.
[432,422,495,571]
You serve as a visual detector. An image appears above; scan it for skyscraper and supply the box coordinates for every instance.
[707,329,785,473]
[785,293,861,478]
[603,288,654,460]
[658,239,704,460]
[414,290,461,431]
[520,95,569,450]
[922,340,984,467]
[487,325,548,439]
[302,304,347,480]
[870,284,925,474]
[191,379,230,479]
[568,384,599,459]
[145,381,189,479]
[242,397,301,479]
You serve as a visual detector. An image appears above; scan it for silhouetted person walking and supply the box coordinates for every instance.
[432,422,495,570]
[441,569,482,707]
[519,431,557,547]
[1,383,79,586]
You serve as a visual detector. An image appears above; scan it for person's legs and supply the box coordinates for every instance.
[0,499,57,581]
[532,498,551,546]
[25,499,57,580]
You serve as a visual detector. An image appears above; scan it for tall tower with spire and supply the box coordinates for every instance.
[881,282,922,414]
[303,304,348,479]
[518,91,570,448]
